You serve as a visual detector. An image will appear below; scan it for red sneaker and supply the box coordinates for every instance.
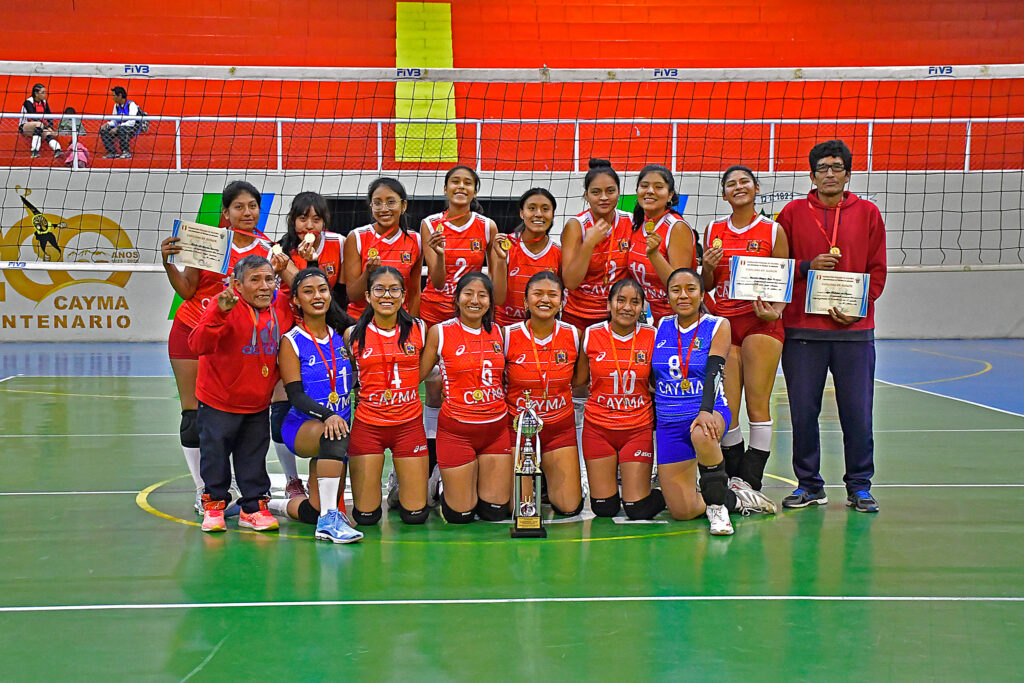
[201,496,227,533]
[284,477,307,499]
[239,500,279,531]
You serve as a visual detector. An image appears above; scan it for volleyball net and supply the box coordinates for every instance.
[1,61,1022,273]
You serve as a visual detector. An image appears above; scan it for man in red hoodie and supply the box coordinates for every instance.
[189,255,294,532]
[776,140,887,513]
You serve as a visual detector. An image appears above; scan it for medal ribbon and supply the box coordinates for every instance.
[610,323,637,395]
[526,321,550,398]
[676,314,701,392]
[376,324,399,402]
[301,321,338,404]
[245,299,279,376]
[807,199,842,251]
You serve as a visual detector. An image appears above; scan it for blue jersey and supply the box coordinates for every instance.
[651,314,727,423]
[283,326,353,422]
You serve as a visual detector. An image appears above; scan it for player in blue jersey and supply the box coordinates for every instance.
[271,267,363,543]
[651,268,777,535]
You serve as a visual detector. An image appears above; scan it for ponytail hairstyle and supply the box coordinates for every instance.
[584,158,620,192]
[221,180,262,212]
[631,164,680,232]
[523,270,565,320]
[349,266,417,355]
[280,192,330,255]
[720,165,759,194]
[366,177,411,236]
[453,271,496,333]
[290,266,355,334]
[513,187,557,237]
[444,165,485,215]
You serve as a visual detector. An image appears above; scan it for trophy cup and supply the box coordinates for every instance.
[512,391,546,538]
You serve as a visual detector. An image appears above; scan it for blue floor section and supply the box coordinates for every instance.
[2,339,1023,415]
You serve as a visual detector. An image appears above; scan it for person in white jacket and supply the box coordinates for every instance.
[99,86,142,159]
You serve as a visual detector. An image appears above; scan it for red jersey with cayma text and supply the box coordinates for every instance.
[503,320,579,422]
[174,238,271,329]
[703,214,779,317]
[626,213,698,321]
[582,321,656,430]
[563,208,634,322]
[437,318,506,423]
[494,233,561,326]
[352,319,426,426]
[421,212,491,320]
[347,224,422,318]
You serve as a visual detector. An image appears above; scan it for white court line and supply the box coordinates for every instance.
[876,378,1024,419]
[1,595,1021,614]
[0,491,138,496]
[0,433,177,438]
[0,374,22,384]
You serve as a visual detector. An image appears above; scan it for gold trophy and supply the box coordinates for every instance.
[511,391,546,538]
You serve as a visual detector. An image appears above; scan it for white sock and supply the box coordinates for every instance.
[182,446,204,489]
[267,498,290,516]
[30,136,41,152]
[48,138,60,152]
[274,441,299,480]
[318,477,341,516]
[721,425,744,448]
[423,405,439,439]
[748,420,774,452]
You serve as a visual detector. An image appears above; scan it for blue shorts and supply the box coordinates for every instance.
[281,409,310,455]
[655,400,731,465]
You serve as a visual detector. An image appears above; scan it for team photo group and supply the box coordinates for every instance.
[160,137,887,544]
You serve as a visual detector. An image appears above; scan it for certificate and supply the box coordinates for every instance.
[168,220,232,274]
[727,255,795,303]
[805,270,870,317]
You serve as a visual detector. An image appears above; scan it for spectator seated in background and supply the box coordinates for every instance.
[57,107,88,137]
[99,86,142,159]
[19,83,62,159]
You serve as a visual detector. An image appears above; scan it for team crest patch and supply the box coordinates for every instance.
[747,240,760,252]
[471,239,482,251]
[618,239,630,252]
[404,343,417,355]
[634,351,646,363]
[492,341,503,354]
[323,264,336,276]
[555,350,568,364]
[693,337,702,350]
[401,251,411,263]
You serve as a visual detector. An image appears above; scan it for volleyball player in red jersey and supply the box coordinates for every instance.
[418,273,511,523]
[561,159,635,331]
[701,165,789,491]
[345,267,430,525]
[576,278,665,519]
[504,271,584,517]
[160,180,274,514]
[627,164,698,320]
[344,177,422,319]
[494,188,562,327]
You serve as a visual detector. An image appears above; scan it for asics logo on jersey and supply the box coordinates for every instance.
[509,267,520,277]
[514,354,527,364]
[634,450,653,460]
[595,351,607,362]
[308,355,316,366]
[362,347,374,358]
[455,344,466,356]
[657,340,667,348]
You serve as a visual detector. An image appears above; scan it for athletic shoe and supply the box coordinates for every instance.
[238,500,279,531]
[782,488,829,509]
[194,487,204,516]
[224,501,241,518]
[285,477,307,500]
[386,467,400,510]
[29,151,40,159]
[314,509,364,544]
[426,465,442,508]
[733,486,778,515]
[102,153,118,159]
[846,490,879,513]
[706,504,734,535]
[729,476,752,492]
[53,149,63,159]
[201,497,227,533]
[119,152,132,159]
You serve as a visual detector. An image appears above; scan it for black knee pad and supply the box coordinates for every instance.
[297,499,320,524]
[352,505,382,526]
[270,401,290,443]
[399,504,429,525]
[317,434,348,462]
[623,488,666,520]
[742,447,771,491]
[440,495,474,524]
[721,441,746,479]
[590,492,621,517]
[32,127,42,138]
[179,409,200,448]
[551,497,585,517]
[475,498,510,521]
[698,463,730,507]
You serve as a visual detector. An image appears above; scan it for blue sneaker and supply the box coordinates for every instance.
[315,509,364,544]
[846,490,879,513]
[781,488,829,508]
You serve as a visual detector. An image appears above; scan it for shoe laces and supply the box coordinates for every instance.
[853,490,873,500]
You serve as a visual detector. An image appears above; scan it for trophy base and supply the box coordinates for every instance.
[511,517,547,538]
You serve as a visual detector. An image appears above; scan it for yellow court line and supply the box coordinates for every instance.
[0,387,174,400]
[904,347,993,386]
[765,472,799,487]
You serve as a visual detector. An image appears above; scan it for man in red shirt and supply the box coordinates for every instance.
[776,140,887,513]
[189,255,294,532]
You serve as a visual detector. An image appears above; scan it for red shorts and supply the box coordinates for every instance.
[506,411,577,454]
[418,298,455,328]
[727,310,785,347]
[437,413,511,469]
[558,310,605,334]
[581,419,654,463]
[168,317,198,361]
[349,417,428,458]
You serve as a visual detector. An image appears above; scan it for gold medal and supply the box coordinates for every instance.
[328,391,340,405]
[681,379,691,391]
[367,247,379,259]
[644,220,656,234]
[261,364,270,378]
[472,389,484,402]
[303,232,316,245]
[499,237,512,251]
[271,244,284,256]
[712,237,723,249]
[383,388,393,401]
[829,246,841,256]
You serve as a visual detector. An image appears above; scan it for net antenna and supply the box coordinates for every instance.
[2,61,1022,273]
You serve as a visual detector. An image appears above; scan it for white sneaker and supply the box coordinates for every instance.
[386,467,400,510]
[729,476,752,492]
[426,464,442,508]
[707,504,734,535]
[733,487,778,515]
[194,487,204,516]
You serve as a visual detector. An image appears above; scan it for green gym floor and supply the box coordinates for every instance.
[1,340,1022,681]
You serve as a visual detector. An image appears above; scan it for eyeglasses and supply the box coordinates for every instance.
[371,199,402,210]
[814,162,847,174]
[371,285,404,298]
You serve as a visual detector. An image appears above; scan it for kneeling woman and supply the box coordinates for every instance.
[345,267,430,525]
[504,271,584,517]
[419,273,512,523]
[273,268,362,543]
[651,268,776,535]
[577,278,664,519]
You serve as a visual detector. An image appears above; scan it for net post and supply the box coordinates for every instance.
[276,120,283,172]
